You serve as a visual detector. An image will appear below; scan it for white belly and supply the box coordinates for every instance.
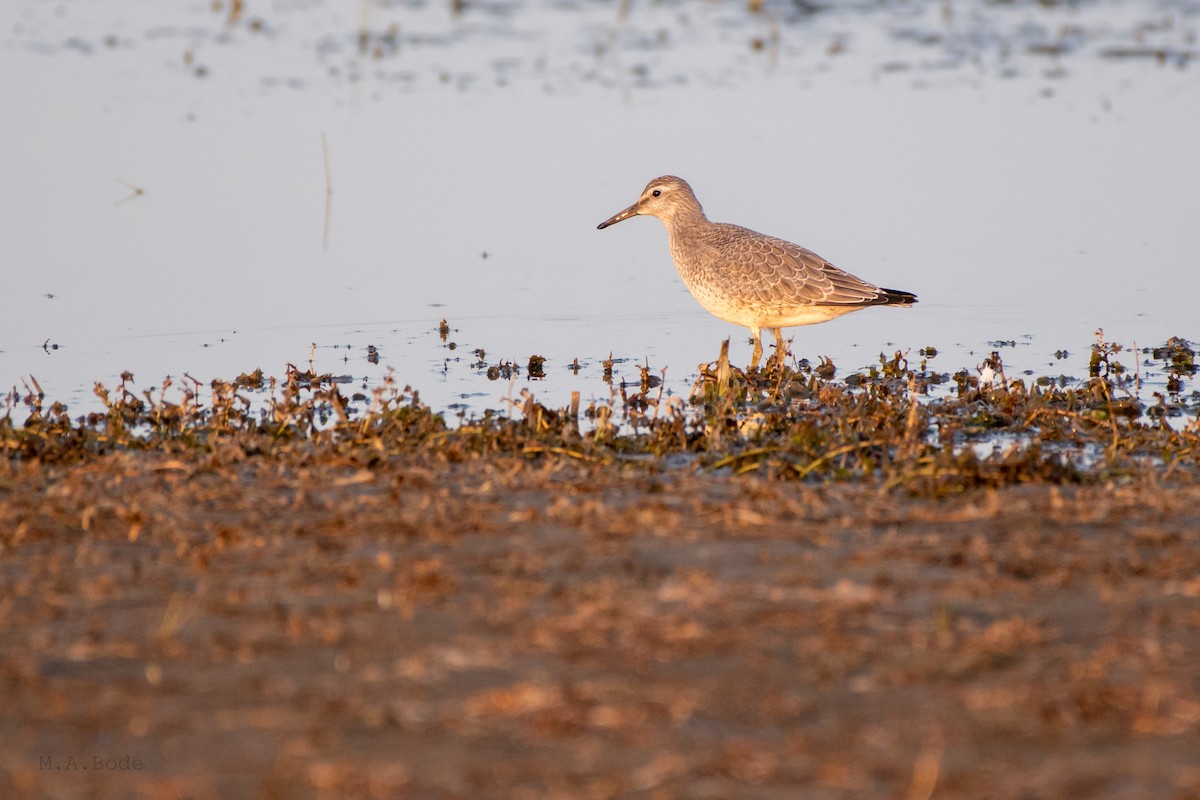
[685,280,862,330]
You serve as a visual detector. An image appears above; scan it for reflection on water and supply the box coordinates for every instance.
[0,0,1198,421]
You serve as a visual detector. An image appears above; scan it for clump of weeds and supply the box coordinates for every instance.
[3,329,1198,494]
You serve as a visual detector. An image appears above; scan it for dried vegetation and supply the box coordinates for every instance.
[4,333,1198,492]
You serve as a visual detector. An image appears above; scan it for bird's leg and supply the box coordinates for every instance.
[772,328,786,368]
[749,327,763,371]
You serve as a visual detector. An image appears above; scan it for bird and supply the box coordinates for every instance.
[597,175,917,370]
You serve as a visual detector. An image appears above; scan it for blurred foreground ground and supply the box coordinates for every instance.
[2,450,1198,799]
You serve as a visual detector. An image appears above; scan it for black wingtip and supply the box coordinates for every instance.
[881,288,918,305]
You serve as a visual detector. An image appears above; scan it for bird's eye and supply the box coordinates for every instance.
[652,189,661,197]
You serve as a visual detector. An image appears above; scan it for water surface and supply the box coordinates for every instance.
[2,0,1198,418]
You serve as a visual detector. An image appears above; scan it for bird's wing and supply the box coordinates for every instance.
[717,225,885,307]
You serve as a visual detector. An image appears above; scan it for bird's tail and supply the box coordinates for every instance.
[880,287,918,306]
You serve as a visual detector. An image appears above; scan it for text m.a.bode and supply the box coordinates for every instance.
[39,756,145,770]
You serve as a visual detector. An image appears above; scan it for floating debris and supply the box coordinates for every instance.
[486,361,518,381]
[232,368,265,389]
[1151,337,1196,377]
[528,355,546,379]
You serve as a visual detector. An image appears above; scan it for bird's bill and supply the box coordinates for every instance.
[596,202,640,230]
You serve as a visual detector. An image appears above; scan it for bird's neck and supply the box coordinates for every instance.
[661,207,707,239]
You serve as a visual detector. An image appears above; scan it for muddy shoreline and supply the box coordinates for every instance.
[3,445,1199,798]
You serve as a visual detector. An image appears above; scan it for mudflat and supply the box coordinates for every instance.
[3,445,1199,799]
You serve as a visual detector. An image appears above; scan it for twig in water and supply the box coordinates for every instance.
[114,178,145,207]
[321,134,334,249]
[321,133,333,196]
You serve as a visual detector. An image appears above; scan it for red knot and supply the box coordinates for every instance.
[598,175,917,369]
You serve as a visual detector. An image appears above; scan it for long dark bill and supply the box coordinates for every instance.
[596,203,640,230]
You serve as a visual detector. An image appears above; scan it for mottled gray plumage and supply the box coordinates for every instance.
[598,175,917,369]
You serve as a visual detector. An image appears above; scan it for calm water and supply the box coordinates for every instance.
[2,0,1198,418]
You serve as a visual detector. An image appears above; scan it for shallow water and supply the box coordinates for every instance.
[2,0,1198,419]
